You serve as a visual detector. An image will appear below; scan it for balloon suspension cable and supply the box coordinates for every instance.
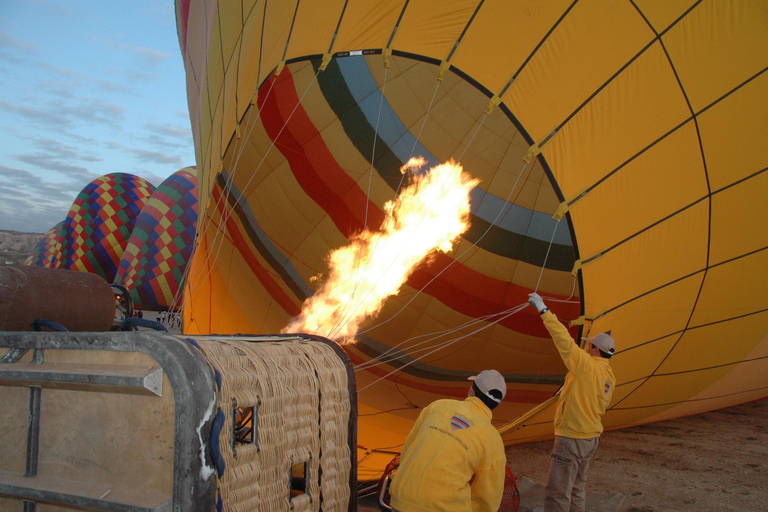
[457,111,489,163]
[354,304,525,372]
[409,79,441,161]
[534,219,559,293]
[357,302,529,393]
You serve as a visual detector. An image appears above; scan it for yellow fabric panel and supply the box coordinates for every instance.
[209,80,225,163]
[541,42,693,198]
[658,311,768,375]
[390,0,477,60]
[221,39,241,156]
[568,122,706,257]
[640,327,768,424]
[667,328,768,405]
[689,250,768,328]
[199,77,215,191]
[260,1,298,70]
[606,377,645,414]
[638,385,768,425]
[663,0,768,111]
[292,214,352,280]
[505,0,651,144]
[334,0,406,51]
[512,262,577,299]
[217,0,243,71]
[184,230,215,334]
[287,1,347,59]
[406,83,485,157]
[206,15,226,119]
[709,170,768,266]
[610,333,678,387]
[217,233,292,333]
[484,158,546,213]
[696,72,768,191]
[602,402,672,429]
[242,164,321,256]
[633,0,699,34]
[612,367,734,412]
[237,2,266,103]
[370,55,431,128]
[585,276,701,356]
[450,0,575,95]
[580,201,709,314]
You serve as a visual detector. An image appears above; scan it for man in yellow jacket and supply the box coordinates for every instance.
[389,369,507,512]
[528,292,616,512]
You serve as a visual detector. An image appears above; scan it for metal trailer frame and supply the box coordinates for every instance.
[0,331,218,512]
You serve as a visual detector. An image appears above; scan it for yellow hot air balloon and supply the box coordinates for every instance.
[176,0,768,481]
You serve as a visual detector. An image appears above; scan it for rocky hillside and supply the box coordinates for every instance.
[0,230,44,265]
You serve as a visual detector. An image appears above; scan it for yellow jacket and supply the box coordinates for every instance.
[542,311,615,439]
[390,396,506,512]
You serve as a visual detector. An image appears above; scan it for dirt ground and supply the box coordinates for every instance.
[506,398,768,512]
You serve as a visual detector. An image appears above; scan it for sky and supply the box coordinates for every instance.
[0,0,195,234]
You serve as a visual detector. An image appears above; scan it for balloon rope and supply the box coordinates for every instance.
[357,303,529,393]
[354,305,524,371]
[457,112,488,162]
[535,220,559,292]
[408,80,442,162]
[364,65,388,231]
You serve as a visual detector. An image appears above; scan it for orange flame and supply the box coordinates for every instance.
[284,158,479,343]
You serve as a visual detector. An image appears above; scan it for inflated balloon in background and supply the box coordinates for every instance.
[63,173,155,283]
[24,220,67,269]
[116,167,199,310]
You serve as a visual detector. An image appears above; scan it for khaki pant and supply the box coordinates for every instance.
[544,436,600,512]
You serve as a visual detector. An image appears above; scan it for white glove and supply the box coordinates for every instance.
[528,293,547,314]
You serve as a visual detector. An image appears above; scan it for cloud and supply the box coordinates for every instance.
[0,164,79,233]
[10,138,101,183]
[105,141,183,166]
[51,97,125,127]
[0,101,73,128]
[126,147,183,166]
[123,44,173,65]
[146,122,192,140]
[0,28,39,65]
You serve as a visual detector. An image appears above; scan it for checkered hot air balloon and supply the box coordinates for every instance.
[116,167,198,310]
[24,220,68,269]
[63,173,155,283]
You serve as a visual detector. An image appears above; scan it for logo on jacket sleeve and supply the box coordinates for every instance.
[450,415,471,431]
[604,381,612,394]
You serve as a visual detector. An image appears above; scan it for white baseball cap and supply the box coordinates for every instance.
[468,369,507,403]
[581,332,616,354]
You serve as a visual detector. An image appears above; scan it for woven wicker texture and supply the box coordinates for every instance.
[197,338,351,512]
